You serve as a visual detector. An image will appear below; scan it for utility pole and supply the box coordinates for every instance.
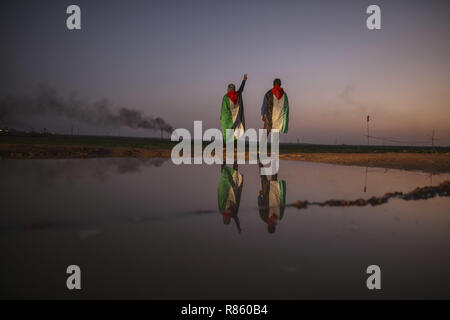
[430,129,439,151]
[366,115,370,146]
[431,129,435,148]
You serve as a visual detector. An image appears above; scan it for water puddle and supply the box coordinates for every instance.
[0,158,449,299]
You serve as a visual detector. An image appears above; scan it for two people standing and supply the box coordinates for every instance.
[220,75,290,140]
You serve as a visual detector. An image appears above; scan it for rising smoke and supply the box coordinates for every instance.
[0,86,173,133]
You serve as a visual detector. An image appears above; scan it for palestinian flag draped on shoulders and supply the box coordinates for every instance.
[261,84,289,133]
[220,79,246,141]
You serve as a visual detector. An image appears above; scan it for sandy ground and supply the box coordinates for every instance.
[1,144,450,173]
[279,152,450,173]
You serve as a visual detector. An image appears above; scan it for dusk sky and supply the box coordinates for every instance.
[1,0,449,145]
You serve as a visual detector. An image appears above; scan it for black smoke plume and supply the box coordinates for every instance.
[0,86,173,133]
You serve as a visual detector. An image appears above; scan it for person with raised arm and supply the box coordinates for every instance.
[220,74,247,144]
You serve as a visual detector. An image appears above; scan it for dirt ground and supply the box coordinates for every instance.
[0,144,171,159]
[280,152,450,173]
[1,144,450,173]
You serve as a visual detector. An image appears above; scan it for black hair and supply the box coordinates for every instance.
[273,78,281,86]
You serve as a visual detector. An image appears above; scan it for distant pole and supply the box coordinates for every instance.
[431,129,435,148]
[430,129,440,151]
[366,115,370,145]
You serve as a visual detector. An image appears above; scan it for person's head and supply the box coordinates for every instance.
[273,78,281,87]
[222,208,233,224]
[227,83,236,92]
[267,213,278,234]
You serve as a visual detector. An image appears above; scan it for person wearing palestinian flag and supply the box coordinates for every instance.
[261,78,289,134]
[220,74,247,143]
[257,172,286,234]
[217,164,244,233]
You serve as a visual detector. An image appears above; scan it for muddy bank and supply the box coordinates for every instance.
[280,152,450,173]
[1,144,450,173]
[289,180,450,210]
[0,144,171,159]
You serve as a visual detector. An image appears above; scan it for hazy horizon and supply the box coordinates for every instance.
[1,0,449,145]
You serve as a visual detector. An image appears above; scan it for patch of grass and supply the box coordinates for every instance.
[0,134,177,149]
[1,134,449,154]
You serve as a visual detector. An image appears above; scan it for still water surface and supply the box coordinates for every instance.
[0,158,449,299]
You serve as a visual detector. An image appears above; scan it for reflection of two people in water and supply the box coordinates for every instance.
[217,164,243,233]
[217,162,287,234]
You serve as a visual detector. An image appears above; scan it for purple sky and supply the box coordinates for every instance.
[1,0,449,145]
